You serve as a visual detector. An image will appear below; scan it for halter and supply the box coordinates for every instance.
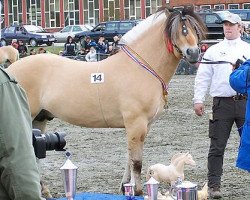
[167,12,189,56]
[121,45,168,104]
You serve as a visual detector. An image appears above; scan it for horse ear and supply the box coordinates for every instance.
[185,152,190,156]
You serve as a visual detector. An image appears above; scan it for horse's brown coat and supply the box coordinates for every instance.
[6,6,206,196]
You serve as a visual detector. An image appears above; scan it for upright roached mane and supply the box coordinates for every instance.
[6,5,206,198]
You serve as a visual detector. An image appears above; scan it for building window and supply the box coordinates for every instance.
[214,4,225,10]
[228,4,239,9]
[64,0,80,26]
[10,0,22,25]
[83,0,98,25]
[103,0,120,21]
[200,5,211,10]
[0,0,4,29]
[173,6,184,11]
[45,0,60,28]
[243,3,250,9]
[145,0,162,17]
[26,0,42,26]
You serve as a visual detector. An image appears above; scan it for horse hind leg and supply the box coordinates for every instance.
[121,118,148,196]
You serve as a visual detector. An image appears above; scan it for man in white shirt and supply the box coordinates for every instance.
[193,13,250,199]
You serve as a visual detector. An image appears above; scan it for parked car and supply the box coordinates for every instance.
[74,20,140,44]
[196,10,230,39]
[53,24,93,43]
[228,9,250,33]
[0,24,56,47]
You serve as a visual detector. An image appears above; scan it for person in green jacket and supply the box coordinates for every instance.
[0,67,44,200]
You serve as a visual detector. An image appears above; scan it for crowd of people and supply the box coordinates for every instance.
[10,39,47,57]
[7,33,123,62]
[61,34,123,62]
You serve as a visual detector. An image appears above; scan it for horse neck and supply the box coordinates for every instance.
[127,21,180,84]
[172,158,185,172]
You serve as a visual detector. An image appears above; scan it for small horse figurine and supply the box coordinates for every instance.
[146,152,196,185]
[7,5,206,196]
[0,46,19,68]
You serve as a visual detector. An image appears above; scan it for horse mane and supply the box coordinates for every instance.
[121,5,206,45]
[164,5,207,44]
[121,10,166,44]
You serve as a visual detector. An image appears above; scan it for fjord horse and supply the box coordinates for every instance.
[0,46,19,68]
[7,6,206,196]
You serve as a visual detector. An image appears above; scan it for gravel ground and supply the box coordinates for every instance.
[40,75,250,200]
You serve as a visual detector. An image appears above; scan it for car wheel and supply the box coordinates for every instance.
[47,42,53,46]
[1,39,7,46]
[29,39,37,47]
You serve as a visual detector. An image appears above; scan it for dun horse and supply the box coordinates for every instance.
[0,46,19,68]
[7,6,206,196]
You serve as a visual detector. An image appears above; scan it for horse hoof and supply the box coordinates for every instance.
[135,190,143,196]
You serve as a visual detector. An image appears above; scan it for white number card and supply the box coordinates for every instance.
[91,73,104,83]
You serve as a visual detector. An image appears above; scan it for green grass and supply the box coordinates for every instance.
[28,45,64,55]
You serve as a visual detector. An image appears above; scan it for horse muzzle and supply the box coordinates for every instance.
[184,48,199,64]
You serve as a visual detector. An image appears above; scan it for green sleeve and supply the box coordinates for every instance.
[0,71,43,200]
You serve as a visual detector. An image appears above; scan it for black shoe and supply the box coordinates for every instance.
[208,186,223,199]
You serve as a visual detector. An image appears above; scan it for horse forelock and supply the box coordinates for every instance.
[165,6,207,44]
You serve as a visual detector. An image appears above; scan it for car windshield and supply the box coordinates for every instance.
[24,25,46,33]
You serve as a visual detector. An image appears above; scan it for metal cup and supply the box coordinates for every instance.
[124,183,135,200]
[60,152,78,200]
[145,177,159,200]
[171,181,198,200]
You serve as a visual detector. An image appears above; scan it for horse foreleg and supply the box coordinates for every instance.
[121,118,148,196]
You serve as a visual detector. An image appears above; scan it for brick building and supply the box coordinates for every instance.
[169,0,250,10]
[0,0,168,31]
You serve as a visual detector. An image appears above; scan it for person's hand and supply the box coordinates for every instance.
[194,103,204,116]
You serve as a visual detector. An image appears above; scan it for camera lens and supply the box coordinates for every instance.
[44,132,66,151]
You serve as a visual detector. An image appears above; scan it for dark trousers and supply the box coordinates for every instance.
[208,97,246,188]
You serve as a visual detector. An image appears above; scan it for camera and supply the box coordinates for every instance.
[32,129,66,159]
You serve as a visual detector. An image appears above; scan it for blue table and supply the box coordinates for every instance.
[48,192,144,200]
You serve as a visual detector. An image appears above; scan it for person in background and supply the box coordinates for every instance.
[17,40,28,57]
[63,36,77,57]
[0,67,44,200]
[193,13,250,199]
[11,39,19,49]
[229,59,250,173]
[85,46,97,62]
[38,47,47,54]
[96,35,107,60]
[30,48,37,55]
[240,23,250,43]
[80,36,97,55]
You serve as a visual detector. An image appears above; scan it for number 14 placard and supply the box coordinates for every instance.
[91,73,104,83]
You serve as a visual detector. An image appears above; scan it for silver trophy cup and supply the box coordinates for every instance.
[145,177,159,200]
[60,152,78,200]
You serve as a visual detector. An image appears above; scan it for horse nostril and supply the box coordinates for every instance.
[186,48,192,56]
